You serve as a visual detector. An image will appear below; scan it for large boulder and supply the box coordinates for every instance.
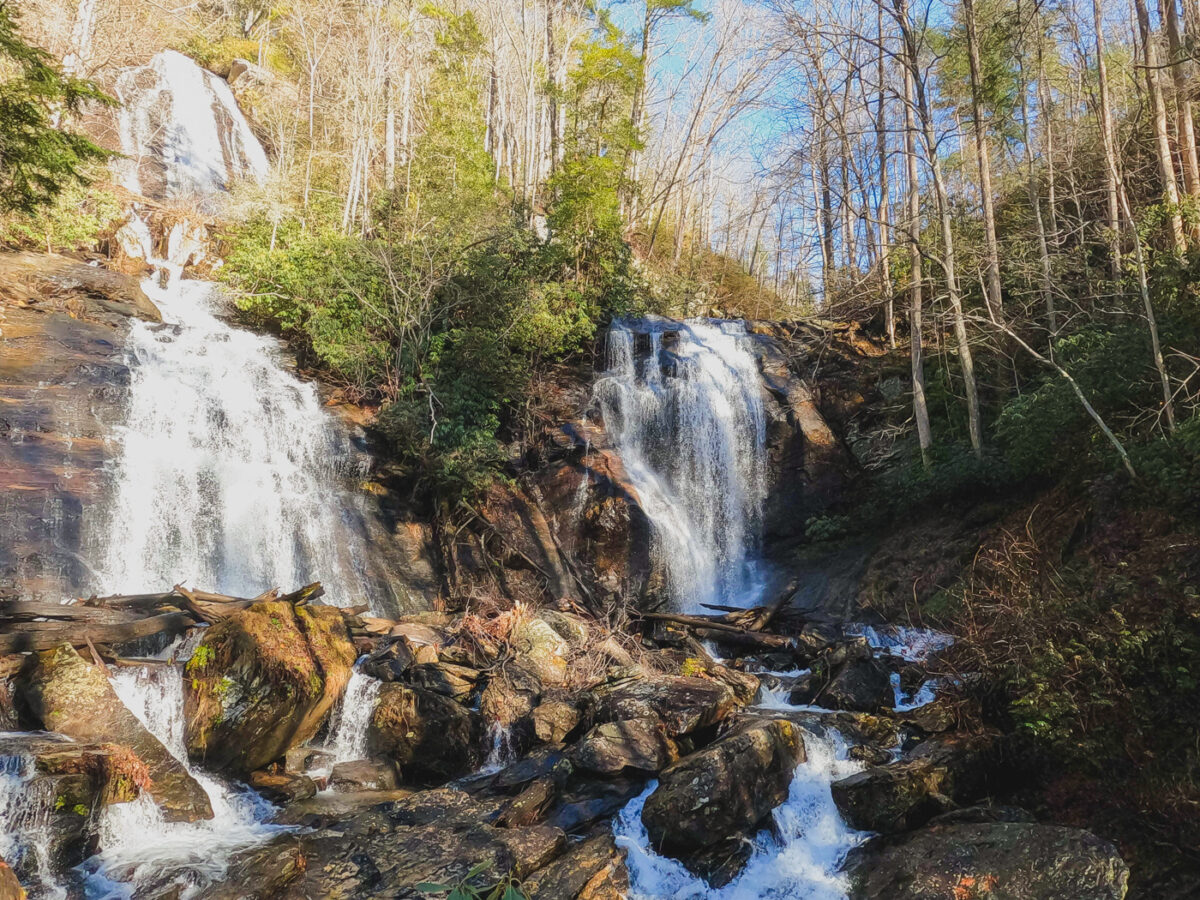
[822,656,893,713]
[593,676,737,738]
[20,644,211,821]
[641,718,803,856]
[512,616,571,686]
[571,718,679,774]
[832,735,998,833]
[183,601,356,776]
[367,683,482,781]
[847,822,1130,899]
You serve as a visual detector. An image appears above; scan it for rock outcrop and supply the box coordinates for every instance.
[367,683,483,781]
[20,644,211,821]
[641,718,803,855]
[847,822,1130,899]
[183,601,356,776]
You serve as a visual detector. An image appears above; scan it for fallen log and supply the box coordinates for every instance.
[0,611,197,655]
[744,577,801,632]
[637,612,794,651]
[0,601,145,625]
[173,585,253,624]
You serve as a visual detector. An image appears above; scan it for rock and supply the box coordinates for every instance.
[822,656,893,712]
[247,770,317,804]
[195,842,306,900]
[928,805,1036,827]
[20,644,212,821]
[183,601,357,777]
[328,760,399,793]
[367,683,482,781]
[546,779,645,834]
[0,252,161,324]
[593,676,737,738]
[832,735,998,834]
[847,822,1130,900]
[0,859,23,900]
[571,718,679,774]
[641,718,804,855]
[408,661,479,702]
[360,637,415,682]
[532,699,581,743]
[513,616,572,685]
[388,621,447,647]
[481,663,543,728]
[493,746,573,791]
[273,789,414,828]
[898,696,957,733]
[525,831,630,900]
[284,745,335,775]
[497,775,559,827]
[679,835,756,888]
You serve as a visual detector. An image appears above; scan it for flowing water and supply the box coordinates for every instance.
[325,667,384,765]
[614,726,866,900]
[0,743,65,900]
[594,319,769,612]
[81,665,287,898]
[87,273,375,606]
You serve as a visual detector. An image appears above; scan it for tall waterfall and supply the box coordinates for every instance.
[595,319,769,612]
[86,51,376,607]
[88,274,375,605]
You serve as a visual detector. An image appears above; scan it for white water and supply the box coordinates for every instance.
[849,625,953,663]
[595,319,769,612]
[87,274,375,606]
[480,721,518,774]
[0,743,66,900]
[114,50,268,203]
[325,668,383,765]
[614,727,866,900]
[81,665,287,898]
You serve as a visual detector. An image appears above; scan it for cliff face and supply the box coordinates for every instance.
[0,254,160,601]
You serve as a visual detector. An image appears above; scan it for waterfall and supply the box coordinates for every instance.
[113,50,269,203]
[81,665,286,896]
[594,319,769,611]
[87,274,376,605]
[0,745,65,900]
[613,728,866,900]
[326,668,383,764]
[480,721,517,774]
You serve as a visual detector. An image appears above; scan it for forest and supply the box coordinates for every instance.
[2,0,1200,893]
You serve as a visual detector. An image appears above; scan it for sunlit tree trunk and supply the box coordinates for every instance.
[963,0,1003,318]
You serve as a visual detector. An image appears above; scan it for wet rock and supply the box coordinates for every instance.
[0,252,161,324]
[525,831,630,900]
[928,805,1036,827]
[328,760,399,793]
[195,841,306,900]
[680,835,756,888]
[283,745,334,775]
[360,637,415,682]
[494,746,572,791]
[831,734,997,834]
[0,859,22,900]
[532,698,581,744]
[898,696,957,733]
[847,822,1130,899]
[571,718,679,775]
[641,718,804,855]
[408,661,479,702]
[247,770,317,804]
[21,644,212,821]
[367,683,482,781]
[822,656,892,712]
[274,789,414,828]
[183,601,357,777]
[546,779,645,834]
[593,676,737,738]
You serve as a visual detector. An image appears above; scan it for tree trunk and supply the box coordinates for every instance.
[1162,0,1200,238]
[1094,0,1123,279]
[1135,0,1187,251]
[963,0,1003,317]
[878,6,896,348]
[904,58,933,469]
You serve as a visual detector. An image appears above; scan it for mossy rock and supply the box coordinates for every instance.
[183,601,356,776]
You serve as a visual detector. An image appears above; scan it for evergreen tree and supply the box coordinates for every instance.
[0,0,113,214]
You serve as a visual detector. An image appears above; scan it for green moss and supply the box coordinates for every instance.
[72,804,87,816]
[186,643,215,672]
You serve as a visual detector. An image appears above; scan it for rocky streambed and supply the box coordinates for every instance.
[0,588,1131,899]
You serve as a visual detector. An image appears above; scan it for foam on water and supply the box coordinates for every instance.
[595,319,769,612]
[0,744,66,900]
[850,624,953,663]
[80,665,288,898]
[614,727,867,900]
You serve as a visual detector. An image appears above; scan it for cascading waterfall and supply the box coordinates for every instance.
[0,745,64,900]
[594,319,769,612]
[88,273,375,606]
[614,727,866,900]
[81,665,286,896]
[326,668,383,765]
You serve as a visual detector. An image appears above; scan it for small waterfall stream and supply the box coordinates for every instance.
[595,319,769,612]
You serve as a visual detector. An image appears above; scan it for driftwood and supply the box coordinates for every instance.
[0,611,197,655]
[0,601,146,625]
[637,611,794,650]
